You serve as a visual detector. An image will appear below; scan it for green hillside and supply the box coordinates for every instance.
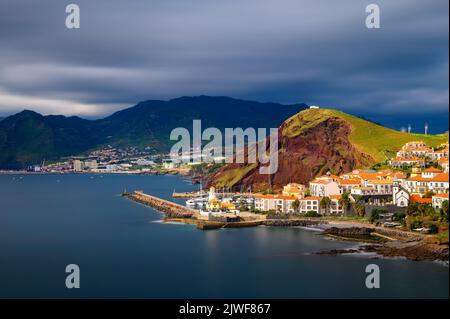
[283,108,447,162]
[0,96,305,169]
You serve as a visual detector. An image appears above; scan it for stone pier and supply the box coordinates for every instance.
[124,191,196,218]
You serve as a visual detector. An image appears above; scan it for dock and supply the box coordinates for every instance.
[123,191,196,218]
[172,191,254,198]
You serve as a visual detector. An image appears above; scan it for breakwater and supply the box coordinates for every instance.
[123,191,196,218]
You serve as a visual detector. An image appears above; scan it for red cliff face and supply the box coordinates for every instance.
[210,117,375,191]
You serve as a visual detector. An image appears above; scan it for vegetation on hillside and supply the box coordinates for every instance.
[282,109,447,162]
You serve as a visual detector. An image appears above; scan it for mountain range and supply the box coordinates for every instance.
[0,96,306,169]
[210,108,448,190]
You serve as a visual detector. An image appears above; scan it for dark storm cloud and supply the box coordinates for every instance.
[0,0,448,127]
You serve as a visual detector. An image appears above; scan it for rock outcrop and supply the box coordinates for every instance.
[210,110,375,191]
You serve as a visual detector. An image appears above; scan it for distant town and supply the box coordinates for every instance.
[1,145,203,175]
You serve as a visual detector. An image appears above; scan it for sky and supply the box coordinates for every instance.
[0,0,448,132]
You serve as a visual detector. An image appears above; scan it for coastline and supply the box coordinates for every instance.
[122,189,449,263]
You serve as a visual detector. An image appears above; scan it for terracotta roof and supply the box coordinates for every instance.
[423,167,443,173]
[354,172,379,180]
[316,174,339,179]
[408,173,449,182]
[310,180,329,185]
[430,149,449,154]
[299,196,321,201]
[410,195,432,204]
[284,183,305,188]
[352,186,375,191]
[368,179,393,185]
[391,156,424,162]
[255,194,296,200]
[338,178,361,185]
[433,193,449,199]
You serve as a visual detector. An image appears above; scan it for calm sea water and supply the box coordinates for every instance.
[0,174,448,298]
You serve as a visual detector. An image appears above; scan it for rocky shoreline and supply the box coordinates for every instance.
[317,226,449,262]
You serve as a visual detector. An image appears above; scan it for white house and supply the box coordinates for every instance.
[298,197,321,214]
[392,178,410,207]
[309,175,340,197]
[432,193,449,210]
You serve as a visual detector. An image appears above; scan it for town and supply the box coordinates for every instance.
[185,140,449,232]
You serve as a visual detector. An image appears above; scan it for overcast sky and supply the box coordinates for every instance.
[0,0,448,131]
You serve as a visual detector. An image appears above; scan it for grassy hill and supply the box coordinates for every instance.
[283,108,447,162]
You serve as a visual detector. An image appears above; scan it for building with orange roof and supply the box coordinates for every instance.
[404,172,449,195]
[366,179,394,195]
[309,178,340,197]
[282,183,305,198]
[404,141,427,148]
[337,178,362,193]
[438,157,449,173]
[410,195,432,204]
[427,148,449,161]
[389,156,426,168]
[254,194,297,214]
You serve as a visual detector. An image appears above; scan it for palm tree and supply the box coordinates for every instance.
[292,199,300,213]
[320,196,331,215]
[338,192,351,215]
[352,195,366,217]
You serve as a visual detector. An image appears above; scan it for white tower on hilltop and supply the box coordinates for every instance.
[407,124,411,134]
[424,122,429,135]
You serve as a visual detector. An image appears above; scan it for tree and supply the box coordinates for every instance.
[338,192,351,215]
[320,196,331,214]
[369,209,381,223]
[393,211,406,222]
[304,189,311,197]
[352,195,366,217]
[291,199,300,212]
[440,200,449,222]
[428,224,438,234]
[423,191,436,198]
[238,201,248,212]
[407,203,419,216]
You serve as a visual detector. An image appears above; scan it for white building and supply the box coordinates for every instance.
[329,195,345,215]
[392,178,410,207]
[309,175,340,197]
[432,193,449,210]
[73,160,84,172]
[404,170,449,195]
[438,157,449,173]
[254,194,297,214]
[84,160,98,170]
[297,197,321,214]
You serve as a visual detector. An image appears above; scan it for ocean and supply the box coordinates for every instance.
[0,174,447,298]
